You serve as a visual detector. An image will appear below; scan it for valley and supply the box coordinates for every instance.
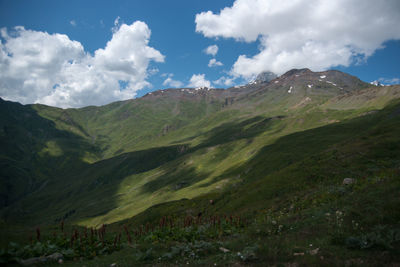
[1,69,400,266]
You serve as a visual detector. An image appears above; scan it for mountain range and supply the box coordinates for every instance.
[1,68,400,265]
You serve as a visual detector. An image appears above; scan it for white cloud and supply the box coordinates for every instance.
[213,76,235,86]
[204,44,218,56]
[0,21,164,108]
[378,77,400,85]
[208,58,223,67]
[70,20,77,27]
[195,0,400,78]
[188,74,211,88]
[112,16,121,33]
[163,74,183,88]
[148,67,159,76]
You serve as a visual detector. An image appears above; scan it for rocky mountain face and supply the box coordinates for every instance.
[253,71,278,84]
[143,69,369,104]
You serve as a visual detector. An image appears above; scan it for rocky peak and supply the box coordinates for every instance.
[254,71,277,84]
[281,68,312,78]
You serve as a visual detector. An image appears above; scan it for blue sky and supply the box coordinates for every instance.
[0,0,399,107]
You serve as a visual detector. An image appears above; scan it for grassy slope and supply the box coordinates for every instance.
[1,85,399,225]
[99,99,400,266]
[27,96,397,266]
[1,83,400,265]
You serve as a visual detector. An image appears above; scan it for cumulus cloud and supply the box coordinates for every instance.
[204,44,218,56]
[208,58,223,67]
[187,74,211,88]
[0,21,164,108]
[195,0,400,78]
[163,74,183,88]
[213,76,235,87]
[378,77,400,85]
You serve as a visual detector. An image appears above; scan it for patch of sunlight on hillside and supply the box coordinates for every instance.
[82,151,99,164]
[39,140,63,157]
[75,155,225,227]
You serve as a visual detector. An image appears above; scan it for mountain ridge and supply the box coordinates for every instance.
[0,69,399,225]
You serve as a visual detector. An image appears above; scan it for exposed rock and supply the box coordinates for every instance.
[343,178,356,185]
[293,252,304,256]
[47,252,63,261]
[219,247,230,253]
[254,71,277,84]
[19,252,64,265]
[309,248,319,255]
[20,257,47,266]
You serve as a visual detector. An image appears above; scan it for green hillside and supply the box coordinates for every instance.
[1,69,400,266]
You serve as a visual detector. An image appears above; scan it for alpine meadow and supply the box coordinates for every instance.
[1,0,400,266]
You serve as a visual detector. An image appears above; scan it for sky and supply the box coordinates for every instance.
[0,0,399,108]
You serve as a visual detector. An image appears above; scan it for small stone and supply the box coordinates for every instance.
[58,259,64,264]
[219,247,230,253]
[110,263,117,267]
[20,257,47,266]
[343,178,356,185]
[293,252,304,257]
[309,248,319,255]
[47,252,63,261]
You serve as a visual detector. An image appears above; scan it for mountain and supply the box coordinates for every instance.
[0,69,392,221]
[251,71,277,84]
[1,69,400,265]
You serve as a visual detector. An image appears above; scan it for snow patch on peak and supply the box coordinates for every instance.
[326,81,337,86]
[320,75,326,79]
[370,80,384,86]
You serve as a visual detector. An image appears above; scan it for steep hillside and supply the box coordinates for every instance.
[1,69,400,265]
[0,70,397,226]
[0,99,99,209]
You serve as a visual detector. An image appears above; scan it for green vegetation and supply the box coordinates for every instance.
[1,70,400,265]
